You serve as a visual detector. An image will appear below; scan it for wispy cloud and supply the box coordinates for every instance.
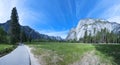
[87,0,120,24]
[0,0,45,25]
[101,4,120,17]
[0,0,70,38]
[100,4,120,24]
[19,9,47,26]
[0,0,13,23]
[39,30,69,39]
[0,0,26,23]
[87,0,110,18]
[108,16,120,24]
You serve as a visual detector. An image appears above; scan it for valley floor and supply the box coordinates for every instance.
[27,42,120,65]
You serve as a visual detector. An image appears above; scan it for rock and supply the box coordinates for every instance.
[66,18,120,41]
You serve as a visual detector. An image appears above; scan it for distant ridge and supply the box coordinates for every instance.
[0,20,63,41]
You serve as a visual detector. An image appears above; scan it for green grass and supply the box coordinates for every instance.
[28,42,95,65]
[94,44,120,65]
[28,42,120,65]
[0,44,16,57]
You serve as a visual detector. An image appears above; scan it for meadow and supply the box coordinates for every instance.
[28,42,120,65]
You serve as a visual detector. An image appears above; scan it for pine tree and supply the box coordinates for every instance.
[84,30,88,43]
[93,28,96,43]
[10,7,20,44]
[0,27,7,43]
[20,30,27,42]
[88,32,92,43]
[118,33,120,43]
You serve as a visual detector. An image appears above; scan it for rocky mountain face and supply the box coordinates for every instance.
[0,20,63,41]
[66,18,120,41]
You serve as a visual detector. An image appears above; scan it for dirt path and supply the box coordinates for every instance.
[28,47,102,65]
[70,51,101,65]
[25,45,40,65]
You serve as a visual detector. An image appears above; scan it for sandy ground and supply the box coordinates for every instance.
[25,45,40,65]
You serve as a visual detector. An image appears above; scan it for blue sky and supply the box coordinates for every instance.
[0,0,120,38]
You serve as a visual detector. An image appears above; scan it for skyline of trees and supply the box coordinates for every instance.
[79,28,120,43]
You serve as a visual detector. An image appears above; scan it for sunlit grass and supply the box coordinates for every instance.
[28,42,95,65]
[0,44,16,57]
[28,42,120,65]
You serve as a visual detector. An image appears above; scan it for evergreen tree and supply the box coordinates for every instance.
[118,33,120,43]
[93,28,96,43]
[28,31,32,42]
[84,30,88,43]
[88,32,92,43]
[110,32,115,43]
[81,27,119,44]
[20,30,27,42]
[116,35,119,43]
[10,7,20,44]
[28,34,32,42]
[106,32,110,43]
[0,27,7,43]
[100,29,105,43]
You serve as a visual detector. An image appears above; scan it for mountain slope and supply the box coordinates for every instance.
[66,18,120,41]
[0,20,63,41]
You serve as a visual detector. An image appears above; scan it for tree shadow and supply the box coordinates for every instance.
[94,44,120,65]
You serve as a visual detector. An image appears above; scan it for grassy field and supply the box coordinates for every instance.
[0,44,16,57]
[94,44,120,65]
[28,42,120,65]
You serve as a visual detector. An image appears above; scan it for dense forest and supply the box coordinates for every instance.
[78,28,120,43]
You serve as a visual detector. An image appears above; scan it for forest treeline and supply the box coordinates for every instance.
[71,28,120,43]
